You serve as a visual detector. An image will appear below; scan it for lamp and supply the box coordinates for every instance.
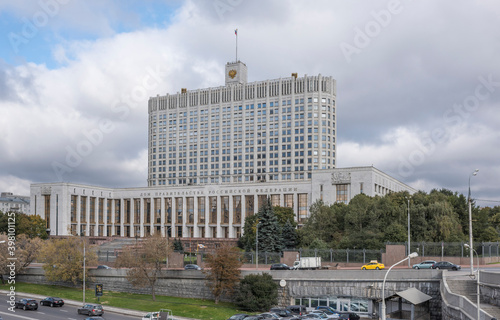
[468,169,479,276]
[256,221,262,269]
[381,252,418,320]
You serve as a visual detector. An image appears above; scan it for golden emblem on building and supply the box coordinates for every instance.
[228,69,237,79]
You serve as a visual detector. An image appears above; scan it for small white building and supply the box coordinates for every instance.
[0,192,30,214]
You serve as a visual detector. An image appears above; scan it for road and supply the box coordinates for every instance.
[0,293,142,320]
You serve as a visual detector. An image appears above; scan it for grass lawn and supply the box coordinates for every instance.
[0,282,248,320]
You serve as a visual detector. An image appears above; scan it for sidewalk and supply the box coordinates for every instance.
[0,290,196,319]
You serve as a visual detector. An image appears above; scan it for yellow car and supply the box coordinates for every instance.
[361,260,385,270]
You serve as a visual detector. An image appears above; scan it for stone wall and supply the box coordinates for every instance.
[16,268,442,318]
[480,271,500,308]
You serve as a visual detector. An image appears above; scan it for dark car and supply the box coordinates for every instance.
[431,261,461,270]
[245,316,265,320]
[77,304,104,316]
[260,313,280,320]
[228,314,249,320]
[15,298,38,310]
[184,264,202,270]
[84,317,106,320]
[97,265,112,269]
[269,308,293,317]
[287,305,307,316]
[40,297,64,307]
[338,313,360,320]
[270,263,293,270]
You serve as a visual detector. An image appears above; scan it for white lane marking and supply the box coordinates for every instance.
[0,310,39,320]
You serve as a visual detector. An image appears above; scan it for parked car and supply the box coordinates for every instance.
[228,314,249,320]
[40,296,64,307]
[260,313,281,319]
[412,260,437,269]
[97,265,112,269]
[338,313,360,320]
[305,312,329,319]
[308,311,330,319]
[315,306,340,318]
[245,316,265,320]
[287,305,307,316]
[14,298,38,310]
[361,260,385,270]
[184,264,202,270]
[77,304,104,316]
[431,261,461,270]
[270,263,293,270]
[269,308,293,317]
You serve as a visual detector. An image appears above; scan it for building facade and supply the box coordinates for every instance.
[30,166,415,237]
[147,61,337,186]
[0,192,30,214]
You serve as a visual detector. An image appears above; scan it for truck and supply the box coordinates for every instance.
[293,257,321,270]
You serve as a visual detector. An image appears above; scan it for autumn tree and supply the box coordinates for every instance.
[0,211,48,239]
[40,236,97,286]
[115,234,172,301]
[0,234,43,284]
[203,244,243,304]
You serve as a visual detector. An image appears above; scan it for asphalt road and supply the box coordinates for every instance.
[0,292,143,320]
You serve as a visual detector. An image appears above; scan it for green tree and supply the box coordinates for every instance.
[256,198,283,253]
[203,244,242,304]
[115,234,172,301]
[173,238,183,251]
[235,273,278,312]
[41,237,97,286]
[282,219,298,249]
[273,206,296,227]
[0,211,47,239]
[299,200,342,247]
[238,214,259,251]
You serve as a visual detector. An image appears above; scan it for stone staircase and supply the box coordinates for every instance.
[447,279,500,319]
[95,238,139,263]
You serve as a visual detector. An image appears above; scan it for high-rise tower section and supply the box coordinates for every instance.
[147,61,336,187]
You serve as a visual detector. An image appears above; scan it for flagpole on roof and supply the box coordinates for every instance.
[235,28,238,62]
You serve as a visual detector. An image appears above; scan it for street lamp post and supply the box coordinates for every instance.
[468,169,479,275]
[406,197,411,268]
[381,252,418,320]
[256,222,261,269]
[465,244,481,320]
[165,226,172,269]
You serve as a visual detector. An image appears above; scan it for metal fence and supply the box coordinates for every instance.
[406,241,500,258]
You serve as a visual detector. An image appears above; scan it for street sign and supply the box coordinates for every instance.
[95,284,103,297]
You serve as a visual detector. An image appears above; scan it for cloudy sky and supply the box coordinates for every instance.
[1,0,499,205]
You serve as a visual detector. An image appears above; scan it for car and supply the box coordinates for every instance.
[270,263,293,270]
[259,313,281,319]
[307,311,330,319]
[97,265,112,269]
[269,308,293,317]
[431,261,461,270]
[84,317,106,320]
[184,264,202,270]
[315,306,340,318]
[143,312,161,320]
[40,297,64,307]
[245,316,265,320]
[228,314,249,320]
[77,304,104,316]
[287,305,307,316]
[14,298,38,310]
[361,260,385,270]
[412,260,437,269]
[337,313,360,320]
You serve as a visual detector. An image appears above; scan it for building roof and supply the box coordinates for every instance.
[394,287,433,305]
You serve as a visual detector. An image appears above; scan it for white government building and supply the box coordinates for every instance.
[30,61,416,238]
